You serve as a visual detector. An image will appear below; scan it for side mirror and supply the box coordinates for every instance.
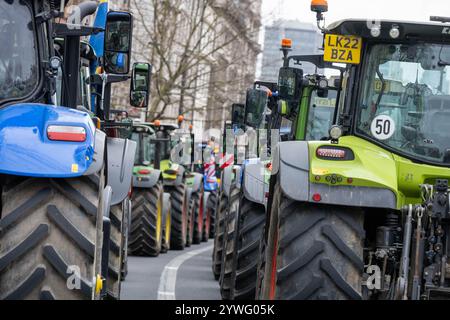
[130,62,152,108]
[317,88,329,98]
[104,11,133,74]
[231,103,245,128]
[245,89,268,128]
[278,67,303,101]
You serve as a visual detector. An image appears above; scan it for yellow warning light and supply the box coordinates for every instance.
[311,0,328,13]
[281,38,292,49]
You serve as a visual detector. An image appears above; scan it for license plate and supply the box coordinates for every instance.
[324,34,362,64]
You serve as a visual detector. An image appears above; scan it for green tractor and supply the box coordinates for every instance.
[120,63,172,258]
[223,50,341,300]
[153,122,190,251]
[258,1,450,300]
[127,122,172,257]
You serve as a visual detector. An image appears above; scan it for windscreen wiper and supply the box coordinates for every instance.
[373,67,386,114]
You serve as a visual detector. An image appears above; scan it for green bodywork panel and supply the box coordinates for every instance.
[160,159,180,181]
[308,136,450,209]
[295,86,314,140]
[133,165,154,176]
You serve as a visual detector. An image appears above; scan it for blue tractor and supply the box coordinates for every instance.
[0,0,139,300]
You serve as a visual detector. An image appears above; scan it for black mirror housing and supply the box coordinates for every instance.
[104,11,133,74]
[231,103,245,129]
[278,67,303,101]
[130,62,152,108]
[244,89,269,128]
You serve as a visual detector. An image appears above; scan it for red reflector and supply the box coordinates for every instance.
[312,193,322,202]
[317,147,345,159]
[138,169,151,175]
[47,126,86,142]
[347,178,353,184]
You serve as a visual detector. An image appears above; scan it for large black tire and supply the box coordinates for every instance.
[0,176,101,300]
[261,182,365,300]
[167,184,188,250]
[186,194,195,247]
[161,194,172,254]
[212,191,228,281]
[128,183,164,257]
[120,198,131,280]
[231,198,266,300]
[255,227,266,300]
[203,191,217,241]
[219,185,240,300]
[192,190,204,245]
[106,202,125,299]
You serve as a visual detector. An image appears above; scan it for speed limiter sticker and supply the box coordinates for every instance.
[370,115,395,140]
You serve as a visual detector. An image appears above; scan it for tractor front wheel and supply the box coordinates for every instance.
[261,182,365,300]
[128,182,164,257]
[0,176,103,300]
[232,198,265,300]
[219,185,240,300]
[212,192,228,281]
[167,184,188,250]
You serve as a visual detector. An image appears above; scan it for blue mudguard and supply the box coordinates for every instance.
[0,103,96,178]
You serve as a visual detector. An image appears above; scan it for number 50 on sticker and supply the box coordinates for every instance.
[370,115,396,140]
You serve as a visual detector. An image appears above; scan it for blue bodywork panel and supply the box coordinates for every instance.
[0,104,96,178]
[89,0,108,59]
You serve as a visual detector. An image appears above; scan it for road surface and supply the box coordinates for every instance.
[122,241,221,300]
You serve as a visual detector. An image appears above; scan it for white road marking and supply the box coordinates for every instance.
[157,244,213,300]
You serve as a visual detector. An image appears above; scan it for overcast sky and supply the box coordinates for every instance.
[262,0,450,26]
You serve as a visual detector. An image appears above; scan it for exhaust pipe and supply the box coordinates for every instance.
[68,1,99,23]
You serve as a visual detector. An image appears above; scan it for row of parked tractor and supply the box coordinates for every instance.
[2,0,450,301]
[117,112,221,262]
[209,1,450,300]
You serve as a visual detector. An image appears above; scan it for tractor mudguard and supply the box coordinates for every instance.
[107,137,137,206]
[203,191,210,208]
[175,166,185,186]
[273,141,310,202]
[233,165,242,189]
[162,192,171,224]
[132,169,161,189]
[274,140,397,209]
[222,165,233,197]
[242,159,268,206]
[222,165,242,197]
[188,172,203,193]
[0,104,97,177]
[186,187,193,207]
[84,129,106,176]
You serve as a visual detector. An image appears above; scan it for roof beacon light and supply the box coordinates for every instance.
[281,38,292,49]
[311,0,328,13]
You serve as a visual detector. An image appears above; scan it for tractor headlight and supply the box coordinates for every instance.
[318,78,328,89]
[389,26,400,39]
[329,125,343,141]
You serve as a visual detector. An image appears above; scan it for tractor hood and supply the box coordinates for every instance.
[0,103,96,177]
[309,136,450,208]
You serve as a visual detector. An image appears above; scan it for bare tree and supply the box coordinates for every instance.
[129,0,261,124]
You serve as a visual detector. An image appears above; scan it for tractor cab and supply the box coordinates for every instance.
[322,19,450,167]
